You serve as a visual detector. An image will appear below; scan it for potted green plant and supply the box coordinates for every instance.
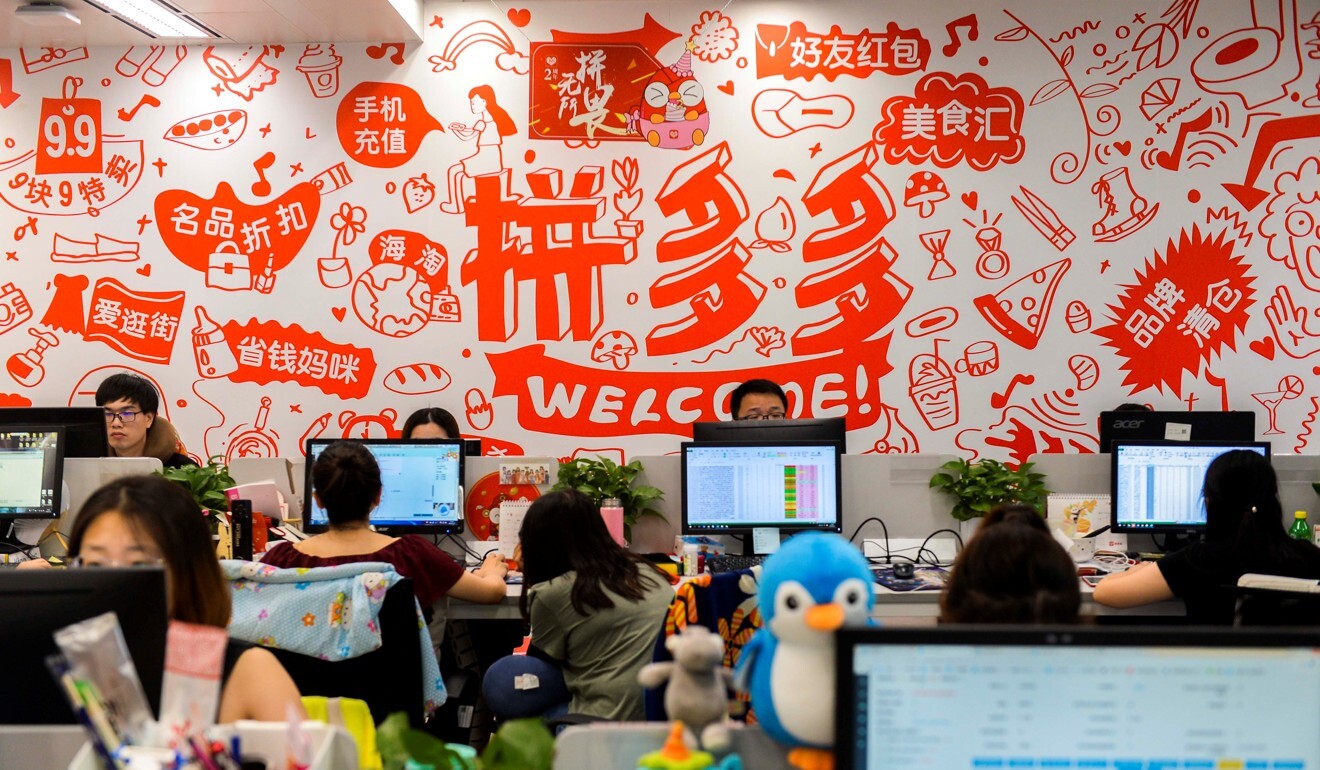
[553,456,664,542]
[155,455,237,532]
[929,458,1049,528]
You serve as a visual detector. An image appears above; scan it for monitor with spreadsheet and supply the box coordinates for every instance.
[680,440,842,536]
[0,426,63,519]
[1111,440,1269,534]
[835,626,1320,770]
[303,438,464,534]
[691,417,849,453]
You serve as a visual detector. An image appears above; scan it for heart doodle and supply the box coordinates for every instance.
[1114,140,1132,156]
[332,307,347,322]
[717,81,734,96]
[961,191,978,209]
[1249,337,1276,360]
[135,264,151,277]
[507,8,530,27]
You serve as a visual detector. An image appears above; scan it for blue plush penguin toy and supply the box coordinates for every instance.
[735,532,874,770]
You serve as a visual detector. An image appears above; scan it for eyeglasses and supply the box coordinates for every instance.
[69,556,164,569]
[103,410,141,423]
[737,411,787,421]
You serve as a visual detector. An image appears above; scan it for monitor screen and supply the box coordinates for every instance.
[0,426,63,519]
[1098,410,1255,452]
[680,440,842,534]
[1111,440,1270,534]
[0,567,167,724]
[303,439,465,534]
[836,626,1320,770]
[691,417,848,453]
[0,407,108,458]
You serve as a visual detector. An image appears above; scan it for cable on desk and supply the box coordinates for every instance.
[915,528,963,567]
[445,534,483,561]
[847,516,891,563]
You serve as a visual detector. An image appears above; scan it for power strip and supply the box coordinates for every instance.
[863,537,960,565]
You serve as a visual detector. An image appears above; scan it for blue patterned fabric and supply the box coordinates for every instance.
[222,560,446,715]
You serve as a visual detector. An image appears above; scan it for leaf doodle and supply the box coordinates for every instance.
[996,25,1030,42]
[1032,79,1071,106]
[1133,23,1178,71]
[1079,83,1119,98]
[1060,45,1075,67]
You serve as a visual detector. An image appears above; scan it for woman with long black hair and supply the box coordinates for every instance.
[1094,449,1320,623]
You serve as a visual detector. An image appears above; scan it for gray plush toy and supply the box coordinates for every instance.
[638,624,734,752]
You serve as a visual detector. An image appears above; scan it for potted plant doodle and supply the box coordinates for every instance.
[611,157,643,239]
[929,458,1049,538]
[553,455,664,543]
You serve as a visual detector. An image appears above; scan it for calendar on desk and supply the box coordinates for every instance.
[1046,493,1126,561]
[496,499,531,558]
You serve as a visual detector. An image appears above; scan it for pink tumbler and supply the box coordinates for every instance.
[600,497,626,546]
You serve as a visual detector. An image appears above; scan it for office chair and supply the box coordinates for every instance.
[1234,573,1320,627]
[266,578,428,726]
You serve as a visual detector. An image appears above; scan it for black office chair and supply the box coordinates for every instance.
[1234,573,1320,627]
[264,578,427,726]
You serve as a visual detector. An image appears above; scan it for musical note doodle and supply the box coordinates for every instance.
[990,373,1034,409]
[1154,109,1212,171]
[0,59,18,109]
[366,42,406,65]
[250,151,276,197]
[116,94,161,123]
[943,13,979,57]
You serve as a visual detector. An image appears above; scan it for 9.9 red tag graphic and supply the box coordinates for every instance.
[36,77,102,176]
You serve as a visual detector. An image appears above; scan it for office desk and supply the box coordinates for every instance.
[447,582,1187,622]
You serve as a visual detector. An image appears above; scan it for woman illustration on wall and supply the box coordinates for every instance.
[440,85,517,214]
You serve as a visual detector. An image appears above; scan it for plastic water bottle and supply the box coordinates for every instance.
[1288,510,1311,540]
[599,497,626,546]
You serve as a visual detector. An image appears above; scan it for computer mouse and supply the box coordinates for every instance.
[893,562,915,580]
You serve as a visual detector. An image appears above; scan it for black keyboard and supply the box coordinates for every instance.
[705,555,765,574]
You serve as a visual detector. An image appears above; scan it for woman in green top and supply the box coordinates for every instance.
[485,490,672,722]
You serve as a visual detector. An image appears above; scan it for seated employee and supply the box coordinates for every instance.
[1093,450,1320,623]
[95,373,195,468]
[401,407,461,439]
[729,378,788,421]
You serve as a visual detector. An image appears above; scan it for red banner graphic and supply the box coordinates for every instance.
[873,71,1025,171]
[218,318,377,399]
[154,181,320,292]
[755,21,930,82]
[84,278,184,364]
[1095,226,1255,396]
[529,43,658,141]
[335,82,444,168]
[487,337,893,437]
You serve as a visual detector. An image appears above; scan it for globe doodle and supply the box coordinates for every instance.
[351,262,432,338]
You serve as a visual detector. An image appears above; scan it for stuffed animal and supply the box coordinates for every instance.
[638,625,734,752]
[734,532,874,770]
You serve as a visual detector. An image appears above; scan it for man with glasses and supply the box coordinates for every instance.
[729,378,789,421]
[95,373,195,468]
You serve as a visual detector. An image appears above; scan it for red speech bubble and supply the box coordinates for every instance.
[873,71,1025,171]
[336,82,444,168]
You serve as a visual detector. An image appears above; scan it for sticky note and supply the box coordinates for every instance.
[753,527,781,555]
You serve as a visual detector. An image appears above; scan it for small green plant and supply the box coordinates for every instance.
[553,456,664,541]
[377,712,553,770]
[155,456,236,527]
[929,458,1049,522]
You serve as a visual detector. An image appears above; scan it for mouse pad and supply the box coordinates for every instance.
[872,566,948,592]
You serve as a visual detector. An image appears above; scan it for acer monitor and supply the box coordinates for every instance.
[691,416,848,453]
[303,438,465,535]
[1110,440,1270,535]
[1098,410,1255,452]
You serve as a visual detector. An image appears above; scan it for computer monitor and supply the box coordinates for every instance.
[681,440,842,552]
[303,438,465,534]
[691,417,848,453]
[1111,440,1270,534]
[0,426,63,519]
[835,626,1320,770]
[1098,410,1255,451]
[0,567,167,724]
[0,407,108,458]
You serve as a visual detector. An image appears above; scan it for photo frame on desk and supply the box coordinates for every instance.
[1047,493,1125,561]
